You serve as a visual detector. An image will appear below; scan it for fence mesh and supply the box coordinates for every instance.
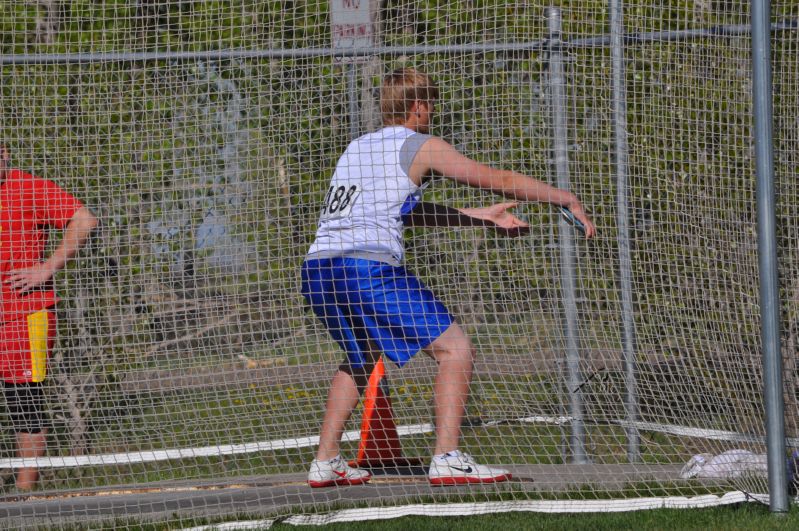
[0,0,797,527]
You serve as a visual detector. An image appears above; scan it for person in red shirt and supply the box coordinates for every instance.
[0,145,97,490]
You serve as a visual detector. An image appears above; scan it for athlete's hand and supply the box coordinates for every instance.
[4,264,56,295]
[460,202,530,236]
[564,200,596,239]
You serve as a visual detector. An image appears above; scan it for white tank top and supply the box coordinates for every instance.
[306,126,429,265]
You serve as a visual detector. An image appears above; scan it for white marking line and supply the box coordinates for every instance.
[611,420,771,444]
[0,416,780,469]
[180,491,765,530]
[0,423,434,469]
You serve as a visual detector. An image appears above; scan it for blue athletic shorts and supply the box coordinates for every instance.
[301,257,453,369]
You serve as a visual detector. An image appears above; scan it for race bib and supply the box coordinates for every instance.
[320,184,361,220]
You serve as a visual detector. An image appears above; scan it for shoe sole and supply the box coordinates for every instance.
[308,476,371,488]
[429,473,512,486]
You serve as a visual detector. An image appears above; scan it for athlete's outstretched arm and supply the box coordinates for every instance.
[411,138,595,238]
[404,201,529,237]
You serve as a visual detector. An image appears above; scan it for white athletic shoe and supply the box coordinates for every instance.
[428,450,512,486]
[307,456,372,488]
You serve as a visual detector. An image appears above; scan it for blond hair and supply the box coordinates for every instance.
[380,68,439,126]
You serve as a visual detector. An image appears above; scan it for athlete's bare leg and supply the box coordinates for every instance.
[316,342,380,461]
[315,325,473,461]
[315,370,360,461]
[15,429,47,491]
[423,323,475,455]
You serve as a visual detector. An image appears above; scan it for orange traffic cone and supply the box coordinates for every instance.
[350,358,424,469]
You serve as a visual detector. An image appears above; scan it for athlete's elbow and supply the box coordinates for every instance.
[85,211,99,230]
[82,209,99,229]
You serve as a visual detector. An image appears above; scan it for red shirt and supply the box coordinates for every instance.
[0,169,83,323]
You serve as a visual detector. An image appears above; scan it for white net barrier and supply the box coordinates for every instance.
[0,0,797,527]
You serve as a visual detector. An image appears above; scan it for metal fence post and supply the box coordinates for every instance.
[751,0,789,513]
[546,6,588,464]
[609,0,641,464]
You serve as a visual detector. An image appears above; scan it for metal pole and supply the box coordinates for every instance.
[347,63,361,140]
[609,0,641,463]
[2,20,796,64]
[546,6,588,464]
[751,0,789,513]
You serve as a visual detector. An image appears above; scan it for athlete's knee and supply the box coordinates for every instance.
[427,324,475,364]
[338,339,383,393]
[337,362,370,393]
[338,353,380,395]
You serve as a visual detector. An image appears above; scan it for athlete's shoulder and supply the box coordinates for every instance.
[5,169,37,182]
[2,169,44,191]
[418,136,452,151]
[13,172,76,206]
[344,127,410,153]
[413,136,456,166]
[22,172,64,192]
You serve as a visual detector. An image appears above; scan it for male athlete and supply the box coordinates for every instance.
[0,145,98,490]
[302,69,595,487]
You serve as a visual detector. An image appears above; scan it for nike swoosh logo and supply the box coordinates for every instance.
[333,470,348,478]
[449,466,473,473]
